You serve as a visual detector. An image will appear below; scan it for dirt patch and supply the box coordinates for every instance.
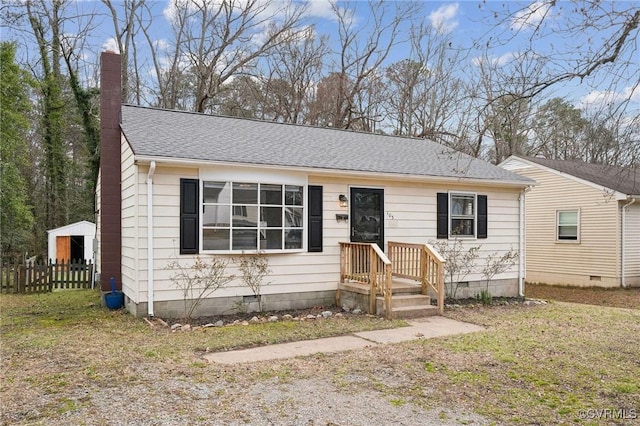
[525,283,640,310]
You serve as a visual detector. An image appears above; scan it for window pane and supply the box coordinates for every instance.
[203,205,230,227]
[261,206,282,227]
[233,183,258,204]
[558,211,578,226]
[285,207,303,227]
[232,206,258,227]
[285,229,303,249]
[203,229,230,250]
[451,194,474,215]
[232,229,257,250]
[558,226,578,239]
[451,218,474,236]
[285,185,303,205]
[260,229,282,250]
[261,184,282,205]
[203,182,230,203]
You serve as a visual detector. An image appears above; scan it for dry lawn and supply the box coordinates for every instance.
[1,288,639,425]
[526,282,640,310]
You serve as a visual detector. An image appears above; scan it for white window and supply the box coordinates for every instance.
[450,193,476,237]
[202,181,304,252]
[557,210,579,241]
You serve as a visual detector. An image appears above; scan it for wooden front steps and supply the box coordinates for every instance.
[377,293,438,319]
[337,280,439,319]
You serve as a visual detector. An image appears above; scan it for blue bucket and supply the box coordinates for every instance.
[105,292,124,309]
[104,277,124,310]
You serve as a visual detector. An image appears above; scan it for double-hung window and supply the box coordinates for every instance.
[557,210,579,241]
[436,192,487,239]
[450,193,476,237]
[202,181,304,251]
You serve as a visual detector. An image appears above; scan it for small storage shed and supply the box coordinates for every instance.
[47,221,96,263]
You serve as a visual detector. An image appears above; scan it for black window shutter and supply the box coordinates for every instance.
[180,178,199,254]
[308,185,323,252]
[477,195,488,239]
[437,192,448,239]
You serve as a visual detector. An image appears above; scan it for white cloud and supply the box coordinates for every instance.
[428,3,459,35]
[471,52,515,67]
[102,37,119,53]
[304,0,336,20]
[578,86,640,110]
[511,1,552,32]
[164,0,219,23]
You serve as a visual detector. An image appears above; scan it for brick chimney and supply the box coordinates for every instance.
[99,52,122,291]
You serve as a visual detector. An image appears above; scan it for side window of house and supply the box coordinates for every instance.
[557,210,579,241]
[437,192,487,239]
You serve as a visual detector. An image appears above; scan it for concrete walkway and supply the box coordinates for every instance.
[203,316,484,365]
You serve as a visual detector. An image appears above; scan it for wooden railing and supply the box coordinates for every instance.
[339,242,392,318]
[388,242,446,315]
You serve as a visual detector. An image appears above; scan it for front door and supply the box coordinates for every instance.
[350,187,384,249]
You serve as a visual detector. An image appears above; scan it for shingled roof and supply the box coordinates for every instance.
[524,156,640,196]
[120,105,532,185]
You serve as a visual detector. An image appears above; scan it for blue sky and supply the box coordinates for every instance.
[4,0,638,112]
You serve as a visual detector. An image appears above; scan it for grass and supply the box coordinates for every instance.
[1,288,639,424]
[526,282,640,310]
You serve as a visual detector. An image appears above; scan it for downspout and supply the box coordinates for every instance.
[518,186,532,298]
[621,196,636,288]
[147,161,157,317]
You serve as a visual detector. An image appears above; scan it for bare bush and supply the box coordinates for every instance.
[166,255,235,323]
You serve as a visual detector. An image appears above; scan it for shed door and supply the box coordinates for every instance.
[350,187,384,249]
[56,236,70,262]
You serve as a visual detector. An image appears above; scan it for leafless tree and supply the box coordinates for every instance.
[102,0,147,104]
[313,0,418,130]
[382,22,464,142]
[160,0,307,113]
[479,1,639,105]
[467,50,545,163]
[262,26,329,124]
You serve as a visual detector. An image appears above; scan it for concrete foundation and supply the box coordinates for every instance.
[452,278,519,299]
[125,290,337,319]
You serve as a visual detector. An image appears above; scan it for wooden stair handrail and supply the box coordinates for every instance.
[339,242,392,319]
[388,241,446,315]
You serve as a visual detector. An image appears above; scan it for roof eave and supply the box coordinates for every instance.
[133,155,534,188]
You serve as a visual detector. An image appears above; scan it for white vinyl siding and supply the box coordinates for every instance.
[121,136,138,299]
[123,165,523,303]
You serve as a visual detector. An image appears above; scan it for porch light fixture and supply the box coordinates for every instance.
[339,194,348,207]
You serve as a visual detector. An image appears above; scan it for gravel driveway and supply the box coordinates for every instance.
[15,349,490,426]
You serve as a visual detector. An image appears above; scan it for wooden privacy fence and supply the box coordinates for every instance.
[0,259,94,294]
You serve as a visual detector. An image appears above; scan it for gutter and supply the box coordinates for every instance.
[146,161,157,317]
[518,186,532,298]
[621,196,637,288]
[132,156,534,189]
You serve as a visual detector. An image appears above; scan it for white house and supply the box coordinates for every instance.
[96,52,534,319]
[47,220,96,263]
